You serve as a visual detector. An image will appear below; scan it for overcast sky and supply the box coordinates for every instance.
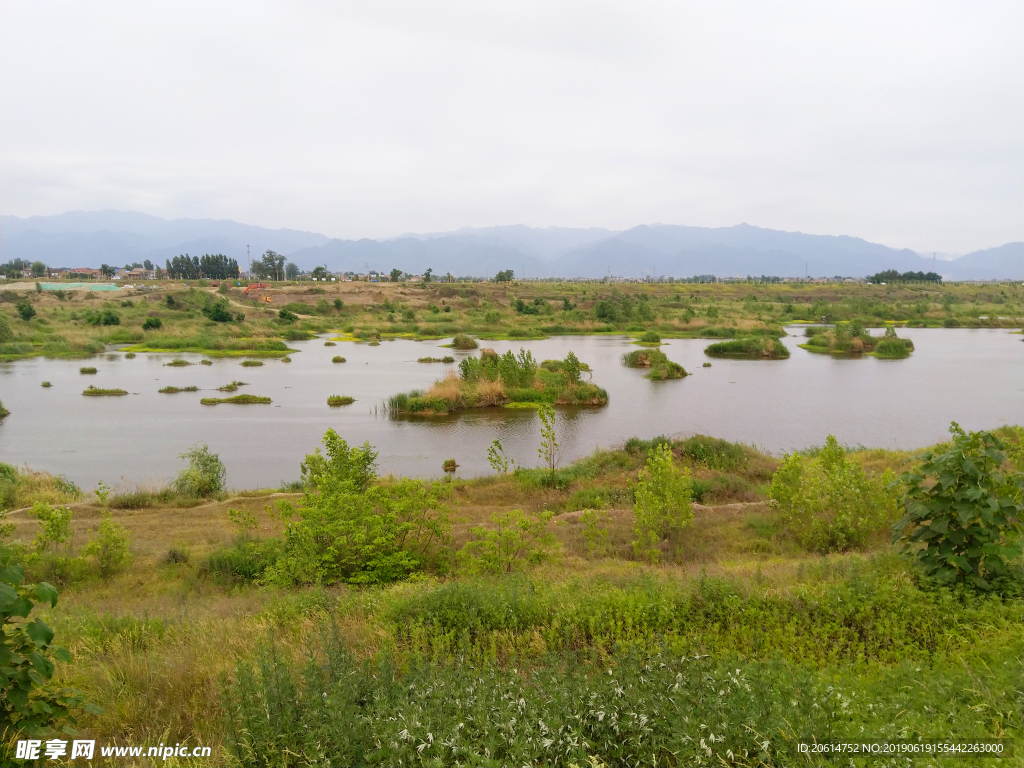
[1,1,1020,253]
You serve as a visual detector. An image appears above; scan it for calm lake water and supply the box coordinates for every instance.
[0,328,1020,489]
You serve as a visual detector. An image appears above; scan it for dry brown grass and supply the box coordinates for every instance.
[425,371,463,405]
[475,378,507,406]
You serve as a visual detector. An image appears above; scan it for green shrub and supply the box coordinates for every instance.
[459,509,558,574]
[769,435,898,553]
[85,308,120,326]
[171,442,226,498]
[81,514,132,578]
[632,444,693,562]
[678,435,747,470]
[201,299,233,322]
[278,308,298,322]
[894,422,1023,591]
[638,330,661,343]
[332,355,346,363]
[327,395,355,406]
[451,333,477,349]
[263,430,451,585]
[240,359,264,367]
[79,366,97,374]
[203,538,284,584]
[16,299,36,321]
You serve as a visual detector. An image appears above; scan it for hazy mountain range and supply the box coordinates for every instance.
[2,211,1019,280]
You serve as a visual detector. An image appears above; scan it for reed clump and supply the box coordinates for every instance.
[158,386,199,394]
[240,360,264,367]
[327,395,355,406]
[79,366,97,374]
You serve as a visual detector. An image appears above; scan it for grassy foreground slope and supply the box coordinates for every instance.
[2,427,1021,766]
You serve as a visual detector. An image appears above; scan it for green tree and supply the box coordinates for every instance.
[563,351,581,385]
[30,261,46,278]
[632,444,693,562]
[487,439,513,474]
[390,268,404,282]
[423,267,433,283]
[537,404,559,475]
[769,436,898,553]
[311,265,331,281]
[495,269,514,282]
[893,423,1023,590]
[100,263,114,278]
[285,262,300,279]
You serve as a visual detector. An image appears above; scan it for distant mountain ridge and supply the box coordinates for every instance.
[1,211,1019,280]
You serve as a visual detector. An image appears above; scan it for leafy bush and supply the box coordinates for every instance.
[459,509,558,574]
[632,444,693,562]
[278,308,298,322]
[638,330,661,343]
[81,515,132,578]
[264,430,451,585]
[142,316,162,330]
[893,423,1023,591]
[0,550,94,750]
[203,538,284,584]
[678,435,747,470]
[769,435,898,553]
[203,299,233,322]
[171,442,227,498]
[85,308,120,326]
[451,333,477,349]
[15,299,36,321]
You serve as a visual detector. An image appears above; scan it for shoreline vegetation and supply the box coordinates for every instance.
[800,323,915,358]
[622,348,689,379]
[1,280,1019,362]
[387,348,607,415]
[704,336,791,359]
[1,425,1020,765]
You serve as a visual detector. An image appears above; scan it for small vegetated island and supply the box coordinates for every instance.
[387,348,607,414]
[82,385,128,396]
[800,322,914,359]
[622,348,689,379]
[704,335,790,359]
[200,394,271,405]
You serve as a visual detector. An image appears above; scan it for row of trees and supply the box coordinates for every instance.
[165,254,241,280]
[868,269,942,283]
